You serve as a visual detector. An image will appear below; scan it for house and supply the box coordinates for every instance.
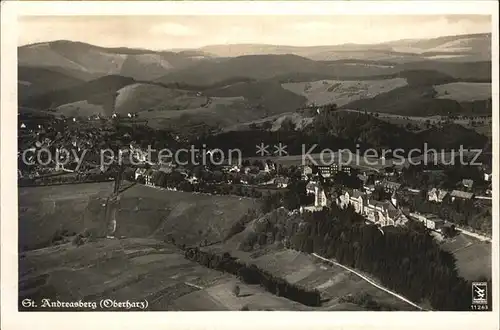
[306,181,328,208]
[380,180,401,193]
[338,189,407,227]
[427,188,448,203]
[301,165,313,180]
[221,165,240,173]
[263,162,276,173]
[144,169,155,186]
[317,164,339,178]
[383,166,396,177]
[187,175,199,184]
[363,184,376,194]
[275,176,290,188]
[134,168,147,180]
[462,179,474,189]
[341,165,352,175]
[410,212,446,231]
[130,146,148,163]
[426,217,446,231]
[450,190,474,201]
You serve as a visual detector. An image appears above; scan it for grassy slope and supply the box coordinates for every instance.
[19,182,258,251]
[206,80,307,116]
[19,183,371,311]
[19,237,368,311]
[114,83,208,114]
[339,68,491,117]
[434,82,492,102]
[281,78,408,107]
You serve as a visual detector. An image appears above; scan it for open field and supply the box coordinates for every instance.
[56,100,107,117]
[19,182,258,251]
[339,109,492,136]
[19,237,277,311]
[434,82,491,102]
[282,78,408,107]
[135,96,265,130]
[440,233,492,281]
[19,236,373,311]
[114,83,209,114]
[206,245,417,311]
[136,96,246,120]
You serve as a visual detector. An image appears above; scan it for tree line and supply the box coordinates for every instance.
[18,172,114,187]
[184,247,321,307]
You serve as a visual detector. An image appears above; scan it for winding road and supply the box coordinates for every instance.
[311,253,426,311]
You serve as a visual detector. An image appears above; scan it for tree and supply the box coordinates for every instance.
[232,284,240,297]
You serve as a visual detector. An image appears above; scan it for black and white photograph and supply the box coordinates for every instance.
[1,1,499,329]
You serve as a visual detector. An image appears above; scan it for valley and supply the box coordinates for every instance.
[16,29,493,313]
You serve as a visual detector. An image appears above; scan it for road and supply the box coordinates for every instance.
[455,227,491,242]
[311,253,425,311]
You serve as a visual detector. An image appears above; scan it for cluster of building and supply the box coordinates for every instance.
[338,189,409,227]
[298,160,493,232]
[301,163,351,180]
[132,156,290,189]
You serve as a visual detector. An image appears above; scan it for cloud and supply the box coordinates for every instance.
[149,22,198,37]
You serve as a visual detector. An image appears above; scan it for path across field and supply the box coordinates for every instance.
[311,253,425,311]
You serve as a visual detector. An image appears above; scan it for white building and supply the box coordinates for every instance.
[484,172,492,182]
[306,181,328,208]
[338,189,408,227]
[409,212,446,231]
[301,165,313,180]
[428,188,448,203]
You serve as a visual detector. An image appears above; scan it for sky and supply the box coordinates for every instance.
[18,15,491,50]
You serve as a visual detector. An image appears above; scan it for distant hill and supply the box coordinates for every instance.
[383,33,491,62]
[198,33,491,62]
[342,85,464,116]
[156,54,337,86]
[18,66,84,100]
[202,111,489,158]
[397,61,491,82]
[19,74,264,132]
[341,80,491,117]
[156,54,490,87]
[18,40,208,81]
[20,75,220,117]
[205,79,307,117]
[21,75,136,115]
[18,33,492,132]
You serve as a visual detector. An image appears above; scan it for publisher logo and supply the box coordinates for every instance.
[472,282,488,305]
